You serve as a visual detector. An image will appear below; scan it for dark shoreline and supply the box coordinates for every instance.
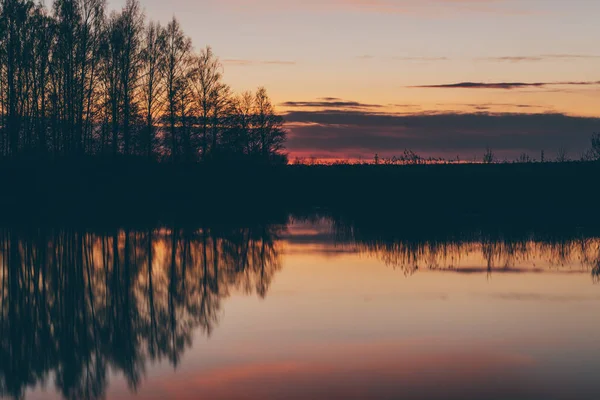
[1,159,599,228]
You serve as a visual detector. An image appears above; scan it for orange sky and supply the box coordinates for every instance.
[102,0,600,160]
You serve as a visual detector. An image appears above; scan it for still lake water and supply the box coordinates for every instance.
[2,218,600,400]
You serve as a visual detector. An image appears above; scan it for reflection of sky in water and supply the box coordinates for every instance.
[11,221,600,400]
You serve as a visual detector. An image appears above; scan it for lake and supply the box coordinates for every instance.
[2,216,600,400]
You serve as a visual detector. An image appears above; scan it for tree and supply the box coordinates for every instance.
[2,0,35,156]
[225,90,254,156]
[191,46,222,159]
[118,0,144,156]
[483,147,494,164]
[589,133,600,161]
[163,17,191,162]
[516,153,532,163]
[556,147,569,163]
[208,80,231,157]
[103,12,124,155]
[139,21,165,159]
[0,1,5,155]
[53,0,82,154]
[253,87,286,162]
[76,0,106,154]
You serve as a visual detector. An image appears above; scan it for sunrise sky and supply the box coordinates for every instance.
[111,0,600,160]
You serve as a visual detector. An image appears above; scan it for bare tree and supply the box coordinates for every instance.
[556,147,569,163]
[118,0,144,156]
[208,81,231,157]
[483,147,494,164]
[139,21,166,159]
[77,0,106,154]
[0,0,287,164]
[2,0,32,156]
[163,17,191,162]
[225,90,254,156]
[254,87,286,161]
[589,133,600,161]
[191,46,222,159]
[53,0,83,154]
[103,12,124,155]
[516,152,532,163]
[178,64,195,162]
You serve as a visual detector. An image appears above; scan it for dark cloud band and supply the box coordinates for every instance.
[412,81,600,90]
[284,109,600,159]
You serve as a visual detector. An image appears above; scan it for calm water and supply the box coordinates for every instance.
[2,218,600,400]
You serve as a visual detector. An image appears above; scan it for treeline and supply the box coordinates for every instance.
[326,216,600,277]
[0,0,287,163]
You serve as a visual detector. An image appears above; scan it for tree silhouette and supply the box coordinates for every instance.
[139,21,166,159]
[0,1,287,163]
[589,133,600,161]
[192,46,223,160]
[483,147,494,164]
[163,17,191,162]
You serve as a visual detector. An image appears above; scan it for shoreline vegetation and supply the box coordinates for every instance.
[1,158,600,229]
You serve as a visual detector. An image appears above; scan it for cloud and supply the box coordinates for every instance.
[359,54,600,63]
[281,98,425,112]
[392,56,449,61]
[390,104,422,108]
[437,103,553,111]
[358,55,449,62]
[413,82,545,89]
[223,59,296,66]
[280,99,384,110]
[412,81,600,90]
[480,54,600,63]
[283,109,600,160]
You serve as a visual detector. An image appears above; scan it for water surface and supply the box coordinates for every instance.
[2,218,600,400]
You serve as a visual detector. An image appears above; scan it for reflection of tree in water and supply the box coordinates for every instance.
[360,236,600,275]
[3,216,600,399]
[0,224,284,399]
[328,219,600,276]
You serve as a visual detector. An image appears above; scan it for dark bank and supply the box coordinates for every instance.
[1,158,599,229]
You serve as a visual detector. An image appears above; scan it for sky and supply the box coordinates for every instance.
[111,0,600,160]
